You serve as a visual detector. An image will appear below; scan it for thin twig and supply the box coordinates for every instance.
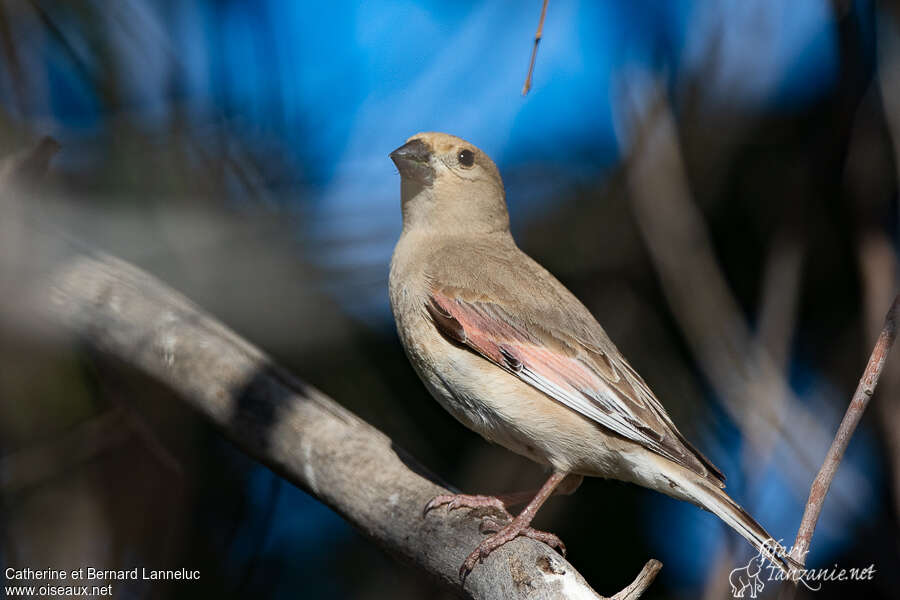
[789,294,900,564]
[522,0,549,96]
[871,0,900,527]
[858,235,900,525]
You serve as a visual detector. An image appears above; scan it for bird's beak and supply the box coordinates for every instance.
[390,138,430,164]
[390,138,434,185]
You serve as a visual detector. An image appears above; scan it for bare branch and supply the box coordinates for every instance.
[611,559,662,600]
[789,294,900,564]
[867,0,900,528]
[7,218,659,599]
[522,0,549,96]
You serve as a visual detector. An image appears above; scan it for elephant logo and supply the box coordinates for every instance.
[729,554,767,598]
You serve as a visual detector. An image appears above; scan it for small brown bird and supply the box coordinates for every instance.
[388,132,796,580]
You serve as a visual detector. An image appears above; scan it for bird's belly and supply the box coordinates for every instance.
[399,325,529,455]
[402,318,635,476]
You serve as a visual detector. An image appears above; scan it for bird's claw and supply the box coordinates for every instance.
[424,493,565,581]
[520,528,566,556]
[460,545,491,581]
[478,517,566,554]
[423,493,512,520]
[478,517,503,534]
[459,519,566,581]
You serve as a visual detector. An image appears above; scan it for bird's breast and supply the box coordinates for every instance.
[387,233,636,475]
[390,243,521,448]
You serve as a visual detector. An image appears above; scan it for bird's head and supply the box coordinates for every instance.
[390,132,509,235]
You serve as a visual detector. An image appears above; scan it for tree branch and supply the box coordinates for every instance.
[788,294,900,564]
[611,559,662,600]
[16,232,659,599]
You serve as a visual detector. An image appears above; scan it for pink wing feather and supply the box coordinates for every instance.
[426,291,725,484]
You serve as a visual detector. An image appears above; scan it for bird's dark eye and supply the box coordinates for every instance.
[458,149,475,168]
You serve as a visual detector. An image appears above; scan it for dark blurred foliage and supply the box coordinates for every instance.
[1,1,899,599]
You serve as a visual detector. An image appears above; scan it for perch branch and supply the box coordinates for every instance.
[7,217,659,599]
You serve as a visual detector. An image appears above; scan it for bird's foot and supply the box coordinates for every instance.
[478,516,567,554]
[460,516,566,581]
[423,493,513,520]
[478,516,566,554]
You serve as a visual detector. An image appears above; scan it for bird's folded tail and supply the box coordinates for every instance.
[682,477,802,577]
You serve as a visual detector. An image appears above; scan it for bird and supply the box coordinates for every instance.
[388,132,797,581]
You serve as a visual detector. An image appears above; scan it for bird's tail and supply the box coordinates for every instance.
[680,476,802,577]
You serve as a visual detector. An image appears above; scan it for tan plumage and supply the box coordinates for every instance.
[389,132,796,579]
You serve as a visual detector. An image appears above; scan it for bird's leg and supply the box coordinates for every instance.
[495,473,583,507]
[423,473,582,521]
[458,471,569,581]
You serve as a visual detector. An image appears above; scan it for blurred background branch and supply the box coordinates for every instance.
[617,77,854,494]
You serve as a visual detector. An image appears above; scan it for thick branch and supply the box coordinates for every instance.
[789,294,900,564]
[0,136,659,598]
[23,243,656,599]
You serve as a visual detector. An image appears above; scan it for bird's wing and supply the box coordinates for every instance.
[426,288,725,484]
